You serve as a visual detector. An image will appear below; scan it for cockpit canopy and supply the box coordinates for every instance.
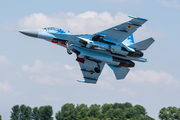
[43,27,70,34]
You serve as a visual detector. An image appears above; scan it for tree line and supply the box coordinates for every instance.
[56,103,154,120]
[10,102,154,120]
[159,106,180,119]
[9,102,180,120]
[10,105,53,120]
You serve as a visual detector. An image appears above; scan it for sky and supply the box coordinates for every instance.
[0,0,180,119]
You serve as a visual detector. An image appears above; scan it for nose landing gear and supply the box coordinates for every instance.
[66,41,72,55]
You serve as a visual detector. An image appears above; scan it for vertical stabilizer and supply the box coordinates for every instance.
[123,34,134,46]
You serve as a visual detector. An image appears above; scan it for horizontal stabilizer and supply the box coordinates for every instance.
[128,37,155,51]
[108,65,130,80]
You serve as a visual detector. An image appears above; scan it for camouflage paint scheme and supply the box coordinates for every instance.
[19,15,154,84]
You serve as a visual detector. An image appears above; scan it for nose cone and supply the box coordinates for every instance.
[19,29,38,38]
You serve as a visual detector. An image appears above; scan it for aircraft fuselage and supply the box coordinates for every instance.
[19,27,147,69]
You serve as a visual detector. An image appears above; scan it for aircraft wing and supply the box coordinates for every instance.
[94,15,147,43]
[76,58,105,84]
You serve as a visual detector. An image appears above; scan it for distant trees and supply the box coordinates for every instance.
[10,104,32,120]
[55,103,77,120]
[76,104,89,119]
[32,107,40,120]
[55,102,154,120]
[38,106,53,120]
[10,102,155,120]
[10,103,180,120]
[0,115,1,120]
[159,106,180,120]
[10,105,53,120]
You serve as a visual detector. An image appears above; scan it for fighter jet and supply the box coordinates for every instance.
[19,15,154,84]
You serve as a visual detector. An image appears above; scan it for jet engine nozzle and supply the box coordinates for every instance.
[113,57,135,68]
[19,29,38,38]
[119,60,135,67]
[127,51,143,57]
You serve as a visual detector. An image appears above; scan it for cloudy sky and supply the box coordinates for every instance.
[1,0,180,119]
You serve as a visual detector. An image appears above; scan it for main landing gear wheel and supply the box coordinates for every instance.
[67,49,72,55]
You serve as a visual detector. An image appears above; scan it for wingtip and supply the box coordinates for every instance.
[77,79,97,84]
[77,79,85,83]
[128,15,148,21]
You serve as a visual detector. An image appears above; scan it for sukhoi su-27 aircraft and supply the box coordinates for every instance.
[19,15,155,84]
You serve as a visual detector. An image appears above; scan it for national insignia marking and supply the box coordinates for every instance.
[90,72,94,75]
[127,25,132,29]
[111,48,116,53]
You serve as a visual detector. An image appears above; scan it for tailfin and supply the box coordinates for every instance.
[128,37,155,51]
[123,34,134,46]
